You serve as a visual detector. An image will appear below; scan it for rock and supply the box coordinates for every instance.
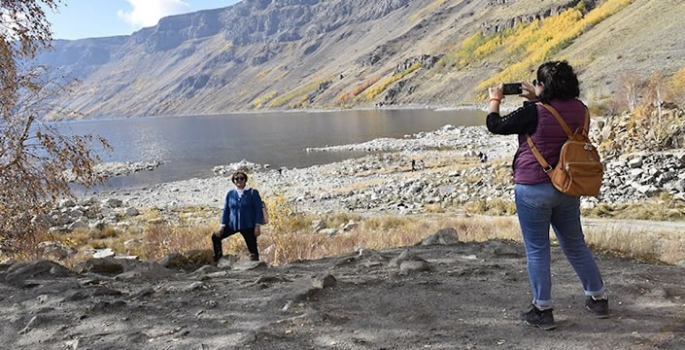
[114,263,172,281]
[75,258,125,275]
[59,198,77,208]
[216,254,240,269]
[38,241,77,260]
[628,157,644,168]
[311,220,325,231]
[389,250,426,268]
[312,274,337,289]
[159,250,214,270]
[342,220,357,231]
[93,248,116,259]
[31,214,56,228]
[318,228,339,236]
[232,261,267,271]
[5,260,74,282]
[124,207,140,216]
[399,260,432,274]
[421,228,460,246]
[102,198,123,208]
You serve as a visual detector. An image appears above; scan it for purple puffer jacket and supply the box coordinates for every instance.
[513,99,588,184]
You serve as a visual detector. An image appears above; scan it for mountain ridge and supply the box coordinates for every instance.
[34,0,685,120]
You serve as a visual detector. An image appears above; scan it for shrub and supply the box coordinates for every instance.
[0,1,111,257]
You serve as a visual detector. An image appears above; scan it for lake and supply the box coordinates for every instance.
[56,108,486,189]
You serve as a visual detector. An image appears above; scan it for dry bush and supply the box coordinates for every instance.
[464,198,517,216]
[614,71,645,113]
[141,224,214,261]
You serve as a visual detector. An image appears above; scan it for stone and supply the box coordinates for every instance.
[93,248,116,259]
[312,274,337,289]
[421,228,460,246]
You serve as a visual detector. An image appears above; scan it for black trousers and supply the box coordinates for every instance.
[212,226,259,261]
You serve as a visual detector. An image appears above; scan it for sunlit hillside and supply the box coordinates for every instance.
[34,0,685,119]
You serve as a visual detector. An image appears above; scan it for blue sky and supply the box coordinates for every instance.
[46,0,242,40]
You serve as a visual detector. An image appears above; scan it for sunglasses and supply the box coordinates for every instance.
[233,177,246,181]
[532,79,541,86]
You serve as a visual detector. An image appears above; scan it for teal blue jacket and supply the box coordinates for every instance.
[221,188,264,230]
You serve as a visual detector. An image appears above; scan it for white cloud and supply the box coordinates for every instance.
[117,0,191,28]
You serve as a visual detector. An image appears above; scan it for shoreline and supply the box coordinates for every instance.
[87,120,685,218]
[93,124,516,211]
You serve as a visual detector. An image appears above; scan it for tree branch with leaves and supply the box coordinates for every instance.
[1,1,111,258]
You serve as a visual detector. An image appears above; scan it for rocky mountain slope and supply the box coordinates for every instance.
[35,0,685,119]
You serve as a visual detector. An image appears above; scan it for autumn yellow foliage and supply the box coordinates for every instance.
[437,0,633,98]
[335,76,381,105]
[477,0,633,93]
[363,62,422,101]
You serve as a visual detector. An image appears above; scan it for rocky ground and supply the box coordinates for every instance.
[4,122,685,349]
[2,236,684,350]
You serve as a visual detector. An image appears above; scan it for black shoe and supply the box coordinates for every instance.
[585,296,610,318]
[519,305,557,330]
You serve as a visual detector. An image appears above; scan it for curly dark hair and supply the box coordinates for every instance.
[536,60,580,102]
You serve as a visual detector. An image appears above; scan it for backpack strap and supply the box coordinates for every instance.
[537,102,573,137]
[526,135,553,174]
[538,102,590,136]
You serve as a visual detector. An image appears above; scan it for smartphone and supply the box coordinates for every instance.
[503,83,522,95]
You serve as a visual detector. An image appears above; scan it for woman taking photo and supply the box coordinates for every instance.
[486,61,608,330]
[211,171,264,262]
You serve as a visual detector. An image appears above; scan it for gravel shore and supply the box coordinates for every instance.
[97,124,516,214]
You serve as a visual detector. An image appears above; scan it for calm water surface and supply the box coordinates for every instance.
[57,108,485,189]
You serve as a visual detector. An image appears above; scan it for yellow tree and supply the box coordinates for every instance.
[1,1,110,256]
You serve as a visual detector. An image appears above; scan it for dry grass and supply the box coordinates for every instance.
[464,198,517,216]
[5,207,685,269]
[258,214,522,265]
[582,200,685,221]
[6,178,685,269]
[584,225,685,264]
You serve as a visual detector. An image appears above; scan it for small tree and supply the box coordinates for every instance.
[644,71,665,143]
[615,71,644,113]
[1,1,110,257]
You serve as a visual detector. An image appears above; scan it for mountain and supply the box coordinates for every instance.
[34,0,685,120]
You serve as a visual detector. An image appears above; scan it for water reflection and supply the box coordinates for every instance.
[57,108,485,189]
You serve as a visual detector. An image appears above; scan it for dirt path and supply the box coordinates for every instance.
[2,239,684,350]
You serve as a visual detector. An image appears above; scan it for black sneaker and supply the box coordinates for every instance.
[519,305,557,330]
[585,296,610,318]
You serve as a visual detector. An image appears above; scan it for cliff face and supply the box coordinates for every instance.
[34,0,685,119]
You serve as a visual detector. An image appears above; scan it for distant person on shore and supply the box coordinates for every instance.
[418,160,425,170]
[486,61,608,330]
[211,171,264,262]
[411,159,416,171]
[479,152,488,163]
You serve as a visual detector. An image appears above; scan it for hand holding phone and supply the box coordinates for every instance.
[502,83,523,95]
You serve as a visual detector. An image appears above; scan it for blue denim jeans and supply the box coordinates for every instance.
[515,182,605,307]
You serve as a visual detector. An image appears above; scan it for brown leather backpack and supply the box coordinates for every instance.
[526,103,604,196]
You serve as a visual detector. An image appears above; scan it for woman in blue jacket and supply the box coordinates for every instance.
[212,171,264,262]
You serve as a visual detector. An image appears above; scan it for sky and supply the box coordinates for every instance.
[46,0,242,40]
